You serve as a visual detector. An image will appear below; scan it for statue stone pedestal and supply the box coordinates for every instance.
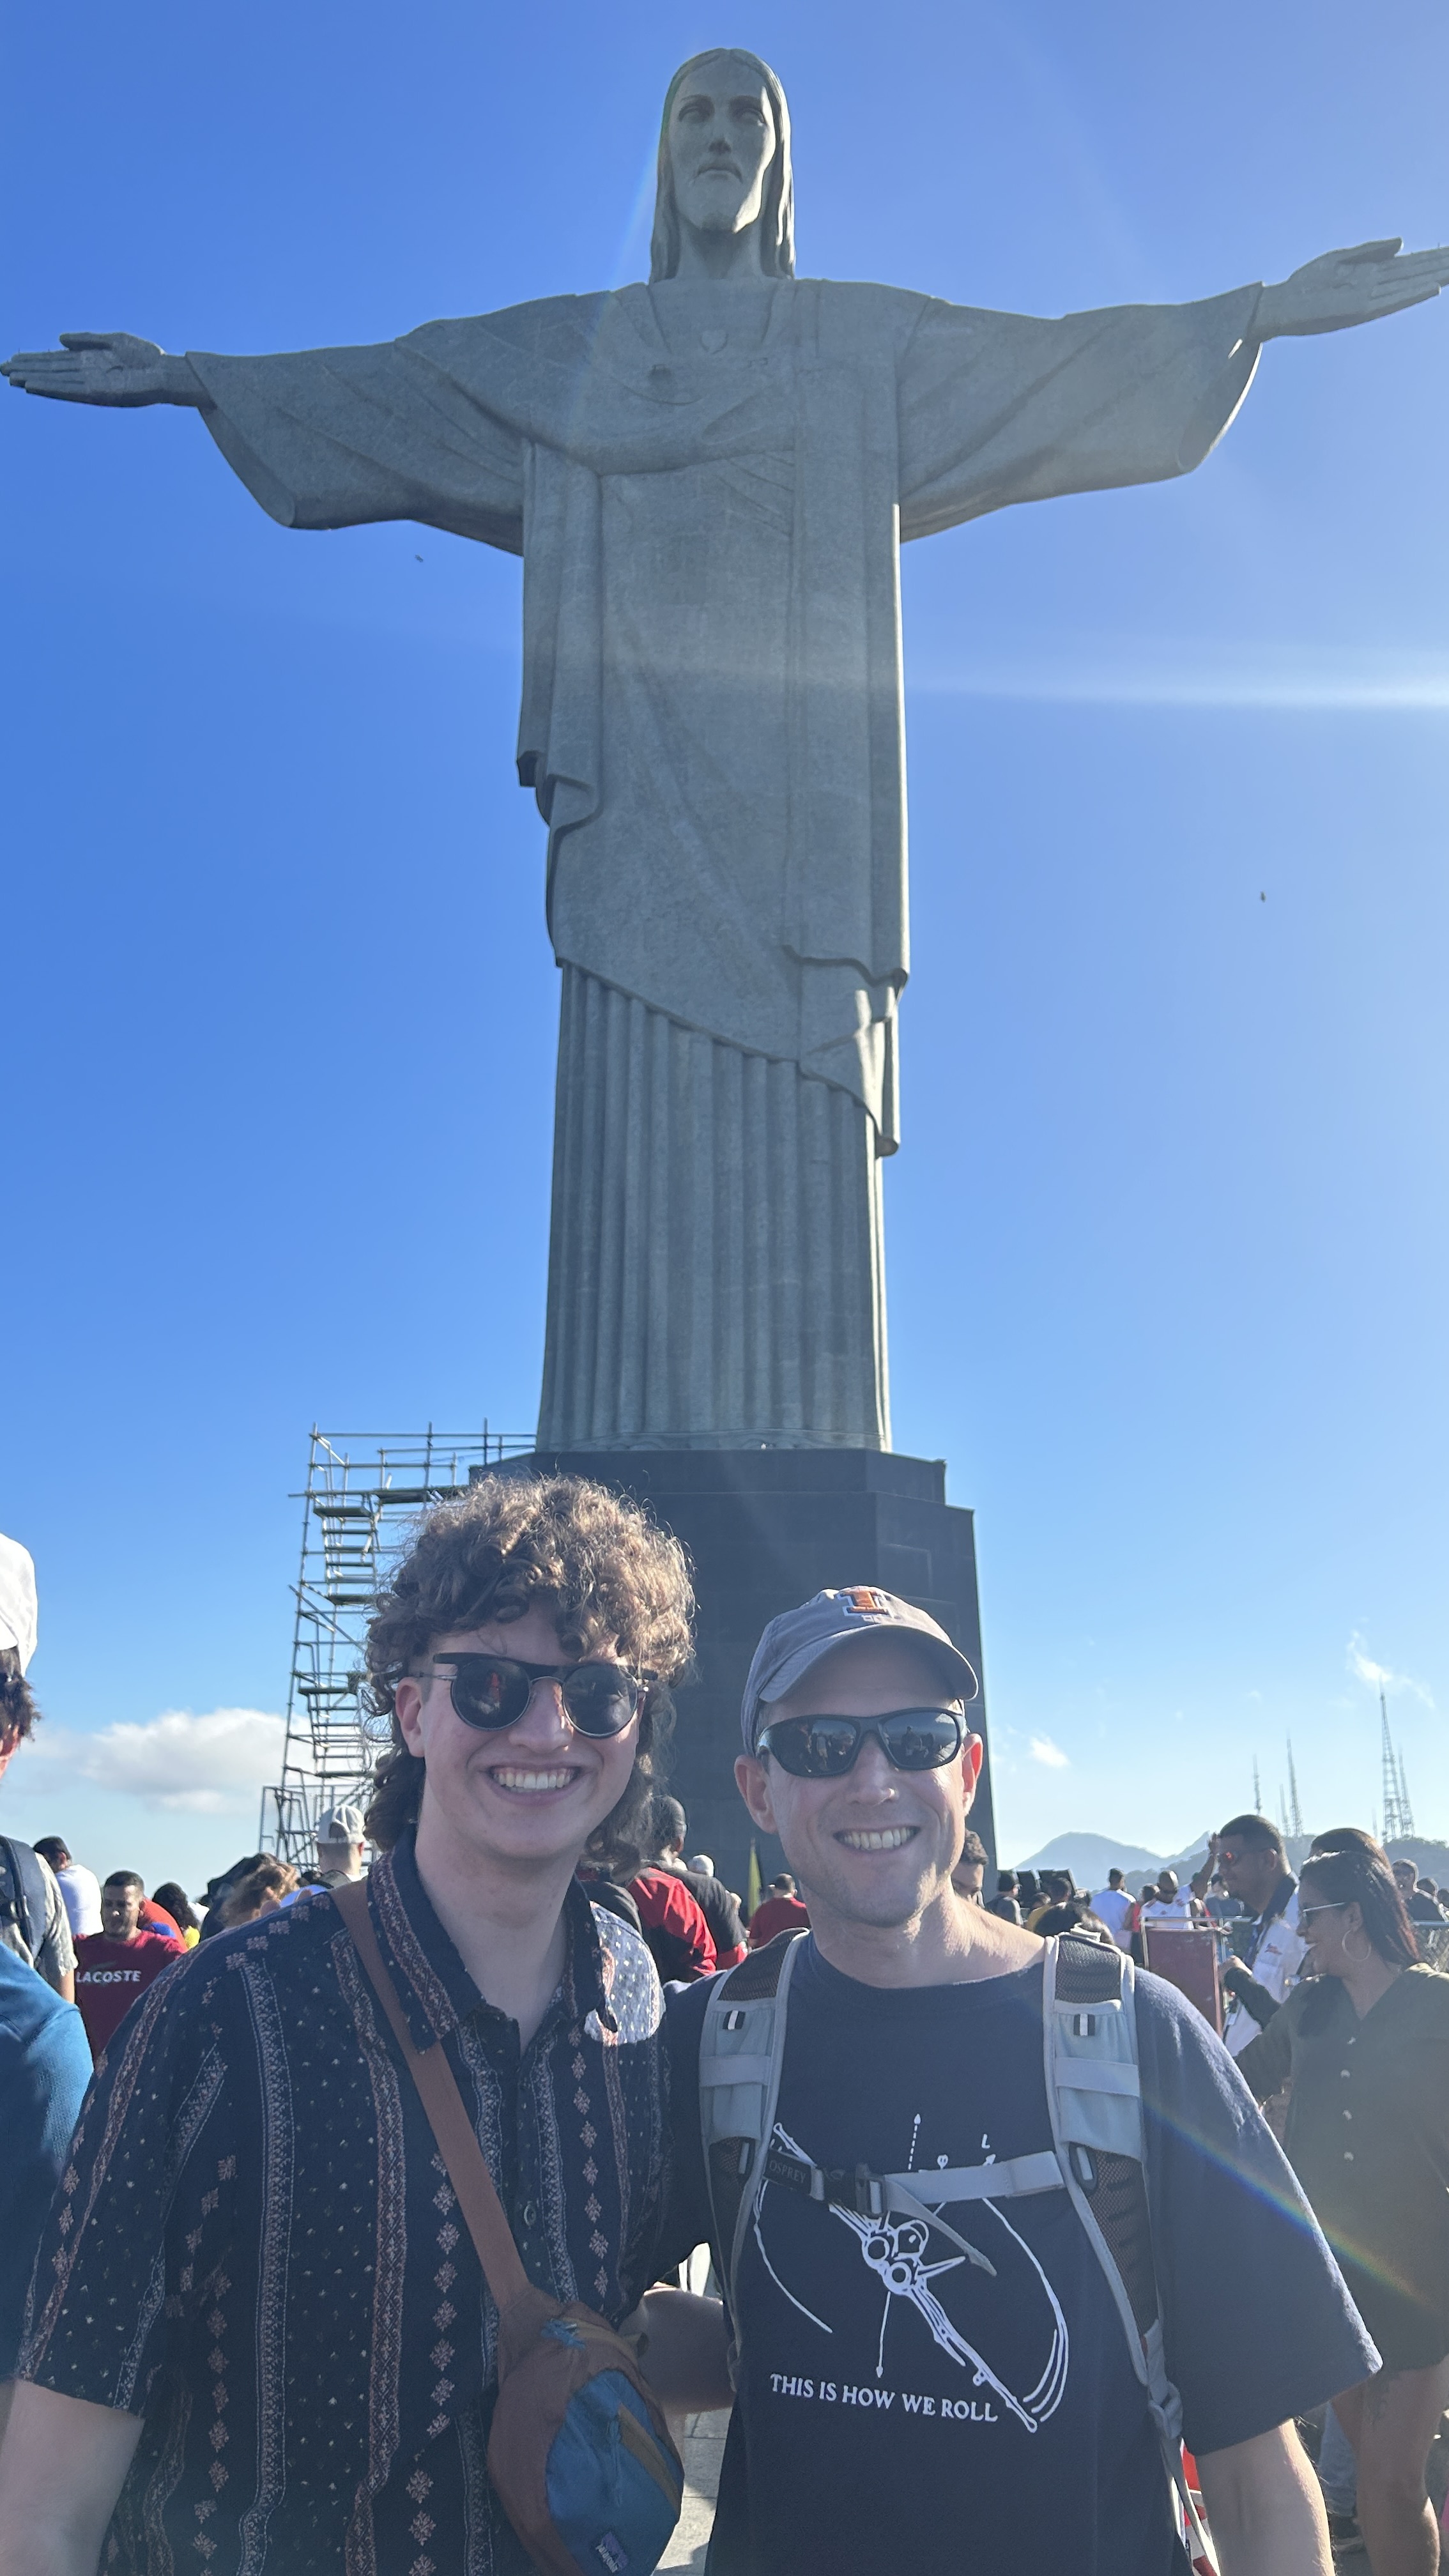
[502,1446,995,1901]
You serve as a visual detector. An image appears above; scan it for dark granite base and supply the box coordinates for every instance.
[499,1447,995,1906]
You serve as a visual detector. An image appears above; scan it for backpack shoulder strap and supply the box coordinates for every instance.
[1044,1935,1216,2571]
[0,1836,49,1956]
[698,1929,807,2360]
[1042,1935,1154,2340]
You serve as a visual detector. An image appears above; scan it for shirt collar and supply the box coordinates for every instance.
[365,1832,615,2053]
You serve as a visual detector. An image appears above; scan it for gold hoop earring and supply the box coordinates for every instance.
[1342,1928,1372,1966]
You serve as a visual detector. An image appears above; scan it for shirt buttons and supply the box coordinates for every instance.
[1344,2150,1354,2161]
[522,2202,539,2229]
[1342,2108,1352,2120]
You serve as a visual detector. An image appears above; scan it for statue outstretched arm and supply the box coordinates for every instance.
[896,239,1446,543]
[1254,238,1449,338]
[2,332,208,406]
[4,323,527,548]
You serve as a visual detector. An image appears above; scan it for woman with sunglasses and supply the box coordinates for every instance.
[1236,1838,1449,2576]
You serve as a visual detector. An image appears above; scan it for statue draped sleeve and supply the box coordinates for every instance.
[894,283,1263,539]
[187,338,526,549]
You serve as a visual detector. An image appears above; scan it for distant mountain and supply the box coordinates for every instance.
[1017,1831,1167,1883]
[1013,1828,1446,1894]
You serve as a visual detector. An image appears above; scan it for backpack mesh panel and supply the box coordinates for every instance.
[1085,2150,1158,2336]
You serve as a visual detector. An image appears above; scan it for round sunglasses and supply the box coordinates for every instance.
[422,1653,646,1739]
[756,1707,969,1780]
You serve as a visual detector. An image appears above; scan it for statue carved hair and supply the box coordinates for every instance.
[650,50,794,284]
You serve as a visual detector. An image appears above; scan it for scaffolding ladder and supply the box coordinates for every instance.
[261,1424,532,1867]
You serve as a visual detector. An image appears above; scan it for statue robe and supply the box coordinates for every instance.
[189,277,1260,1449]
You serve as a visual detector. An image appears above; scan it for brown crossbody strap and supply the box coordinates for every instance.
[332,1877,532,2312]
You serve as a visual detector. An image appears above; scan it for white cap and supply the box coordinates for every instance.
[0,1535,38,1673]
[318,1801,367,1844]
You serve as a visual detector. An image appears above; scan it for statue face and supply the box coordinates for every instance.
[667,57,777,243]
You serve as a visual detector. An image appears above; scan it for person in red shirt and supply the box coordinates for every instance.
[747,1873,810,1946]
[73,1870,185,2058]
[629,1864,716,1981]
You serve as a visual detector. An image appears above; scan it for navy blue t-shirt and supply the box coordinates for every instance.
[662,1944,1376,2576]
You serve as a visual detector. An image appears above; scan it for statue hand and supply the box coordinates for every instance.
[1256,239,1449,339]
[1,332,201,405]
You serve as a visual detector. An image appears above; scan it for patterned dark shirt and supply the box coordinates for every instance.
[20,1834,668,2574]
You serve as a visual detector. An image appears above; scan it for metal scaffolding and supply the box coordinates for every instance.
[260,1425,533,1867]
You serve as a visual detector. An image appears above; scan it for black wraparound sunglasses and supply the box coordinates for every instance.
[421,1653,647,1739]
[756,1707,969,1780]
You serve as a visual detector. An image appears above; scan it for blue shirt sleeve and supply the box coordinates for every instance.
[0,1961,93,2377]
[1135,1968,1379,2454]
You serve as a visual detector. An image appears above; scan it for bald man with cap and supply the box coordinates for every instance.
[652,1586,1374,2576]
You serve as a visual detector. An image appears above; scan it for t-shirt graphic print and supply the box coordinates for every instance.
[761,2104,1069,2433]
[661,1943,1377,2576]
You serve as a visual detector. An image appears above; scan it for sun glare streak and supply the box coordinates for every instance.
[1149,2085,1432,2308]
[610,126,661,288]
[914,652,1449,711]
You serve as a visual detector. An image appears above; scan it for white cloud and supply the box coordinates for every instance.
[1029,1735,1071,1770]
[1346,1636,1434,1710]
[29,1708,293,1815]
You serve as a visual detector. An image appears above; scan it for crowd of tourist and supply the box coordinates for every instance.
[1,1503,1446,2575]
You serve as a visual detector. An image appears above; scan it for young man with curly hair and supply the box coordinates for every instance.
[1,1473,726,2575]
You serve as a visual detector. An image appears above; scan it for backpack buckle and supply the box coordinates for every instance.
[853,2165,884,2218]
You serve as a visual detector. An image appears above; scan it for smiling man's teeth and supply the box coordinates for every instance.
[491,1767,576,1793]
[837,1825,916,1851]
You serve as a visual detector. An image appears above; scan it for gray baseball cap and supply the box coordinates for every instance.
[740,1587,979,1754]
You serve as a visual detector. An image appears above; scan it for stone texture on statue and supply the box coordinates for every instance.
[182,277,1259,1445]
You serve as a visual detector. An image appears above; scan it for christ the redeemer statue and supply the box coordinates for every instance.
[9,52,1444,1454]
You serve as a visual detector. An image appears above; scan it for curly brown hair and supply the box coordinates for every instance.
[363,1473,695,1874]
[0,1648,40,1742]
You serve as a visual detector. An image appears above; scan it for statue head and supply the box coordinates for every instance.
[650,49,794,282]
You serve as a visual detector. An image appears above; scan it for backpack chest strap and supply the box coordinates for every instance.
[762,2144,1066,2212]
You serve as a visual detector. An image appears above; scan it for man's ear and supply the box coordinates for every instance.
[958,1731,985,1811]
[395,1677,425,1760]
[735,1752,778,1834]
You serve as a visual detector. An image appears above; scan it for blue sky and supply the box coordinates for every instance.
[3,0,1445,1895]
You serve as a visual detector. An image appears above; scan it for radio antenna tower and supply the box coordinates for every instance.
[1252,1756,1263,1815]
[1395,1744,1415,1840]
[1285,1738,1304,1841]
[1379,1687,1413,1843]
